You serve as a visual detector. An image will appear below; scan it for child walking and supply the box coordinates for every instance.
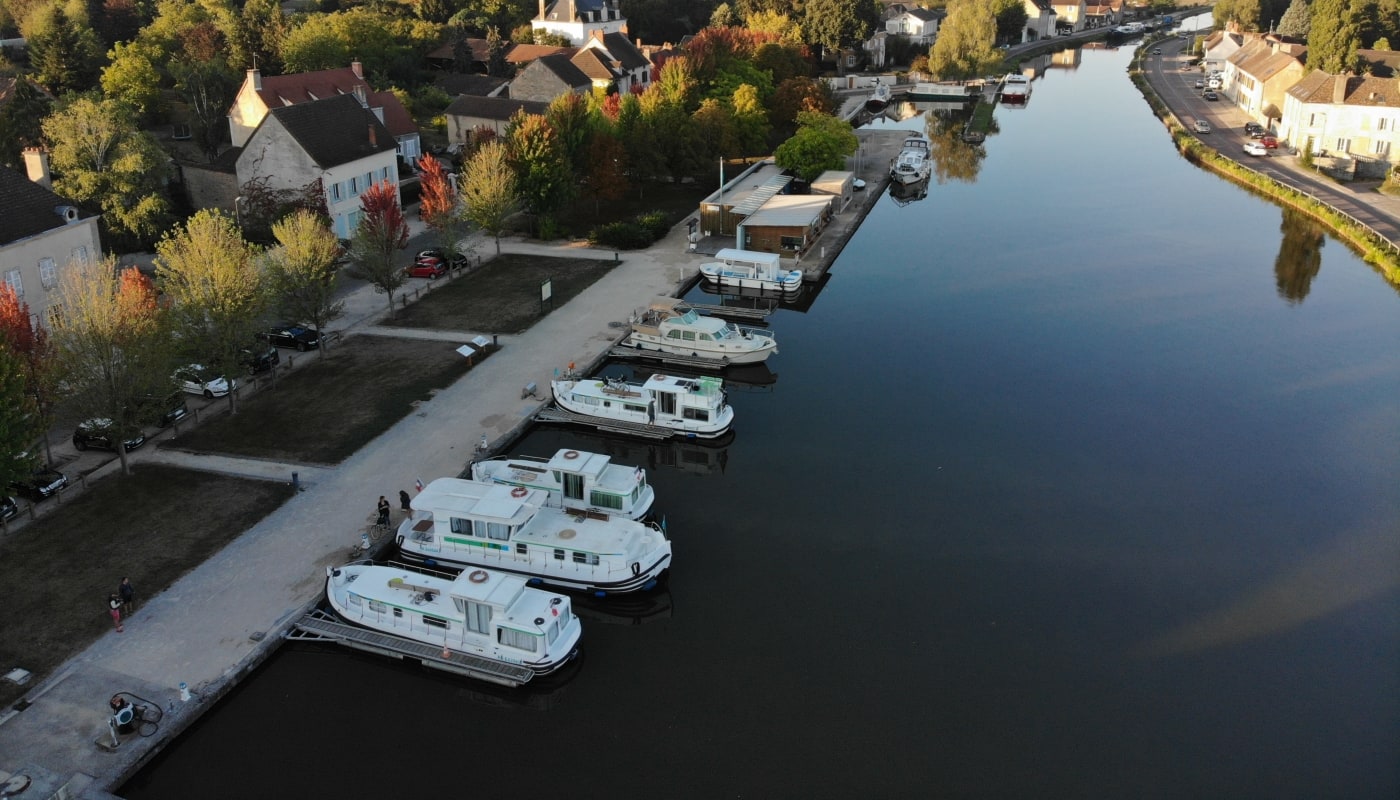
[108,593,124,633]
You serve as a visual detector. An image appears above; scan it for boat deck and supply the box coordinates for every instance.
[607,345,734,369]
[286,609,536,687]
[679,302,771,320]
[535,406,676,439]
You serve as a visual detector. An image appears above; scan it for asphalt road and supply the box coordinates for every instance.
[1142,37,1400,244]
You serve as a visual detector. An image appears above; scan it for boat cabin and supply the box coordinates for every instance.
[472,448,654,519]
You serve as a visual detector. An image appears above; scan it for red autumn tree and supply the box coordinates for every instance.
[418,153,469,263]
[0,282,56,464]
[346,180,410,314]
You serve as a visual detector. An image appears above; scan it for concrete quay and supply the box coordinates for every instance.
[0,135,899,796]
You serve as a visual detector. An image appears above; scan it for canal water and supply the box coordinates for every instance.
[123,46,1400,798]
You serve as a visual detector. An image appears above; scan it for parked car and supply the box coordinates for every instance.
[1203,90,1219,101]
[72,418,146,452]
[1244,141,1269,157]
[257,324,320,351]
[1195,79,1205,89]
[174,364,235,398]
[11,466,68,501]
[144,392,189,428]
[405,259,448,279]
[240,344,280,374]
[1194,119,1211,133]
[1152,48,1162,54]
[1244,122,1264,137]
[0,494,17,522]
[1261,135,1279,149]
[415,248,468,270]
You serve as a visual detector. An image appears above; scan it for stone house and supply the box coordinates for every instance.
[885,6,941,45]
[1280,69,1400,177]
[444,96,550,142]
[235,94,401,240]
[509,53,593,103]
[579,30,653,92]
[1022,0,1057,41]
[1050,0,1087,32]
[0,152,101,326]
[1222,38,1307,124]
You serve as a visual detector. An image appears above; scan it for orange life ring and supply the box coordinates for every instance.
[468,569,489,583]
[563,450,580,460]
[510,486,528,498]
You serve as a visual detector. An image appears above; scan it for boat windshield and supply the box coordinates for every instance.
[676,307,700,325]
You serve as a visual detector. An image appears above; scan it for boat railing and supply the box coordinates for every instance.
[737,326,775,340]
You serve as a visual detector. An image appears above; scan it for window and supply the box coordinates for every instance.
[347,593,362,607]
[368,600,387,614]
[350,176,361,196]
[364,172,373,190]
[517,542,528,554]
[70,246,88,265]
[465,601,491,633]
[498,627,539,652]
[423,615,449,630]
[39,258,57,290]
[1336,137,1352,153]
[780,235,804,251]
[681,331,695,341]
[571,551,600,565]
[683,407,710,422]
[393,608,402,618]
[1376,141,1391,157]
[590,490,623,511]
[553,548,565,561]
[1380,118,1390,132]
[4,269,21,298]
[450,516,473,534]
[330,182,343,202]
[487,521,510,541]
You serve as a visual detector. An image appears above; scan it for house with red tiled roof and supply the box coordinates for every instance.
[227,62,422,169]
[1280,64,1400,176]
[505,43,577,69]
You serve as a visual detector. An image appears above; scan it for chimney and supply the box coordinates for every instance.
[538,0,545,20]
[569,0,575,21]
[351,59,363,79]
[23,147,51,189]
[1334,73,1349,104]
[248,67,262,92]
[368,124,377,148]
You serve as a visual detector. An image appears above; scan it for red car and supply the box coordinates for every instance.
[1261,135,1278,149]
[404,257,447,279]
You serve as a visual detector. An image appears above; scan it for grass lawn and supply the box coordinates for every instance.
[385,255,617,333]
[0,465,295,708]
[168,335,481,463]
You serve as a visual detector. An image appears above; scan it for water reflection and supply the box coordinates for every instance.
[528,425,732,476]
[1274,207,1326,304]
[572,586,673,626]
[601,359,779,392]
[926,108,987,184]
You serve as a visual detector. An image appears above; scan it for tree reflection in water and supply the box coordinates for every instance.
[924,106,991,184]
[1274,207,1325,304]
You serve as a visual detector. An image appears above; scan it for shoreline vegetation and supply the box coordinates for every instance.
[1127,34,1400,289]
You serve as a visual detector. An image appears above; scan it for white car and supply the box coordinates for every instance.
[174,364,235,398]
[1243,141,1269,157]
[1193,119,1211,134]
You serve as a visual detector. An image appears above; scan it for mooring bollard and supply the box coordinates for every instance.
[292,472,299,491]
[179,682,190,702]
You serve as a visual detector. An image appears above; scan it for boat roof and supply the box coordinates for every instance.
[642,373,724,394]
[413,477,546,523]
[546,448,612,476]
[513,506,645,555]
[713,247,781,265]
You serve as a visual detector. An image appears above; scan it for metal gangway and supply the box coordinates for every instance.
[533,406,676,440]
[606,346,737,370]
[286,608,536,687]
[682,302,772,320]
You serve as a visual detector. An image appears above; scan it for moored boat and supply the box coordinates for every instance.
[471,448,656,520]
[396,477,671,594]
[906,81,977,102]
[623,298,778,365]
[890,132,933,185]
[698,248,803,293]
[325,561,581,677]
[1000,73,1031,101]
[864,83,891,112]
[551,372,734,439]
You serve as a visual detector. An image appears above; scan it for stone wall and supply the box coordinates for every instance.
[179,163,238,212]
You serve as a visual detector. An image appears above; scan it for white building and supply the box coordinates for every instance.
[0,152,101,326]
[532,0,628,46]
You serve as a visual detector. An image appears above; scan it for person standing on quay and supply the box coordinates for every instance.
[108,593,124,633]
[118,577,135,616]
[399,489,411,513]
[376,495,391,528]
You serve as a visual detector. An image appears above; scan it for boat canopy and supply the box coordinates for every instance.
[712,248,781,270]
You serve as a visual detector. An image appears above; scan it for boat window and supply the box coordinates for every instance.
[590,490,623,510]
[347,593,362,607]
[548,619,559,643]
[368,600,386,614]
[393,608,403,618]
[678,308,699,324]
[700,333,713,341]
[487,521,510,541]
[580,395,599,406]
[473,520,487,538]
[498,627,539,652]
[625,403,647,414]
[571,551,600,565]
[450,516,472,534]
[466,601,491,634]
[683,407,711,422]
[562,472,584,500]
[681,331,695,341]
[452,598,465,614]
[423,615,449,630]
[667,330,682,340]
[553,548,565,560]
[517,543,528,554]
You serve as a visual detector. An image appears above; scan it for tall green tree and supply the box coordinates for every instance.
[41,94,172,249]
[992,0,1029,43]
[0,79,51,169]
[802,0,881,67]
[171,60,237,162]
[155,209,266,415]
[545,92,593,177]
[461,139,520,254]
[927,0,1001,81]
[48,259,169,475]
[26,4,104,95]
[732,83,772,158]
[100,40,167,121]
[773,110,858,182]
[346,180,410,314]
[1308,0,1363,73]
[264,209,344,353]
[0,344,41,489]
[505,111,573,237]
[1276,0,1312,36]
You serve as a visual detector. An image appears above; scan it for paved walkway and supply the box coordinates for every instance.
[0,146,898,793]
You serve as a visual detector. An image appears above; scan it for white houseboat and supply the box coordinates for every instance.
[1000,73,1031,102]
[325,562,581,676]
[471,448,656,520]
[864,83,891,113]
[623,299,778,365]
[552,373,734,439]
[906,81,977,102]
[396,478,671,595]
[890,133,933,185]
[698,248,803,293]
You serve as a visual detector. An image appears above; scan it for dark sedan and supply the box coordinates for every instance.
[12,466,68,501]
[1,495,17,523]
[240,345,280,374]
[1203,90,1219,101]
[72,418,146,452]
[257,325,320,351]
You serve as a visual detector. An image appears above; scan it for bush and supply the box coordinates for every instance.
[588,221,652,249]
[636,211,670,239]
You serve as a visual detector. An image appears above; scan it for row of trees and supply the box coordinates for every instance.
[0,207,347,482]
